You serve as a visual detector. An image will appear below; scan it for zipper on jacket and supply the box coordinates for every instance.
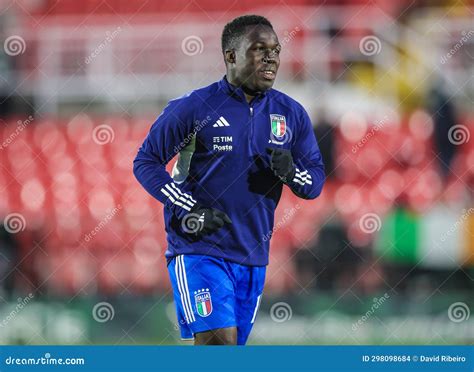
[248,105,255,155]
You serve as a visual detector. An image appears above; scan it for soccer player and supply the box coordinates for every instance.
[133,15,325,345]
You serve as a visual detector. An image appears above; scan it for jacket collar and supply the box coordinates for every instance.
[218,76,269,103]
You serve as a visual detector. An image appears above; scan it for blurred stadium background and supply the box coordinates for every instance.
[0,0,473,345]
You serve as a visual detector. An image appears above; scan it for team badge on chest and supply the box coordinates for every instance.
[194,288,213,317]
[270,114,287,138]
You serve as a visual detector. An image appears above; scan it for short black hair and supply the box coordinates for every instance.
[221,15,274,53]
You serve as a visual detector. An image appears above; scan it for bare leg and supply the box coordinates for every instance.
[194,327,237,345]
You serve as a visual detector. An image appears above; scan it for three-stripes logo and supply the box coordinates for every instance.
[213,116,230,127]
[293,168,312,186]
[160,183,196,211]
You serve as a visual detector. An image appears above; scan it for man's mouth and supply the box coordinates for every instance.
[259,68,276,80]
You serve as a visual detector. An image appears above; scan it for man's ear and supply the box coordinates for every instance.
[224,49,236,64]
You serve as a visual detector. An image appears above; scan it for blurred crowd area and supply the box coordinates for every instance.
[0,0,473,303]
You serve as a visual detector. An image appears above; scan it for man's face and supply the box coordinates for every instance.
[228,25,281,93]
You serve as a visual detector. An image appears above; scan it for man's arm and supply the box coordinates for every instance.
[268,108,325,200]
[133,98,232,233]
[133,98,197,220]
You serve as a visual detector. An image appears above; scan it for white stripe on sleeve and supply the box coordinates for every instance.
[170,183,196,204]
[165,184,194,208]
[161,188,191,211]
[293,168,313,186]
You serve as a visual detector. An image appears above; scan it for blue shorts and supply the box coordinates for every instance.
[167,254,266,345]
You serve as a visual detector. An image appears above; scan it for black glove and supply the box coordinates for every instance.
[181,203,232,237]
[266,147,296,183]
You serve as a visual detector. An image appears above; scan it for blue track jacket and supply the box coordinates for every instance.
[133,76,325,266]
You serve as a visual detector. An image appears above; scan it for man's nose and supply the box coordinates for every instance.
[263,52,277,63]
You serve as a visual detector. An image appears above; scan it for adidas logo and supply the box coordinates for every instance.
[213,116,230,127]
